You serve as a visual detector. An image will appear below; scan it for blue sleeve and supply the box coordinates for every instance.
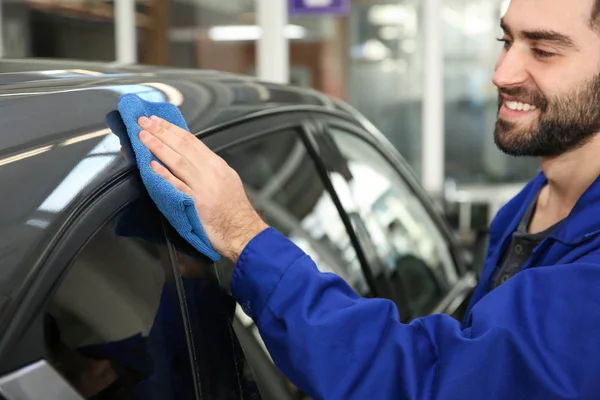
[230,228,600,400]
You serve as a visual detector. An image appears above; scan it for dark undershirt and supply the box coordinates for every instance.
[492,192,562,289]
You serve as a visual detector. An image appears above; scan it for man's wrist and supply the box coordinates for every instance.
[225,221,270,263]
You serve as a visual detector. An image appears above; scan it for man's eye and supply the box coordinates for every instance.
[496,38,512,49]
[533,49,555,59]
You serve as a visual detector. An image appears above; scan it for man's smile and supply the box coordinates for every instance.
[499,95,540,120]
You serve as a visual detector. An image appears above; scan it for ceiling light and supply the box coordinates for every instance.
[442,5,493,36]
[362,39,390,61]
[379,26,400,41]
[368,5,416,26]
[401,39,417,54]
[209,25,306,41]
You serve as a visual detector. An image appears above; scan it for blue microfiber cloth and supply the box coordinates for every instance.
[107,94,220,262]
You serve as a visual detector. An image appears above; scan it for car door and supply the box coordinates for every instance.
[0,177,265,400]
[197,112,379,399]
[307,113,477,321]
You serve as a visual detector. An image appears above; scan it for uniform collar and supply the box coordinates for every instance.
[464,171,600,321]
[549,172,600,245]
[500,172,546,244]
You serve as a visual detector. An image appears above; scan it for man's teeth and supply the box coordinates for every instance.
[505,101,537,111]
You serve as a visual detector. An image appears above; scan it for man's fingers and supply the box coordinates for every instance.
[146,115,213,156]
[150,160,194,196]
[139,116,213,170]
[138,116,194,160]
[149,116,188,140]
[139,130,197,184]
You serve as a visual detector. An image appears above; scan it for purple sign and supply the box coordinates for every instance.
[289,0,349,15]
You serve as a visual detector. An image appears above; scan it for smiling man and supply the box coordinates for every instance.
[494,5,600,160]
[132,0,600,398]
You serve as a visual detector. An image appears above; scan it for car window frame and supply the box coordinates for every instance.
[162,220,204,400]
[308,113,468,276]
[0,174,140,370]
[0,174,208,399]
[299,122,401,302]
[310,120,458,318]
[207,114,384,298]
[200,104,468,279]
[307,113,478,317]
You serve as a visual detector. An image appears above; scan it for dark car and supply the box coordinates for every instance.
[0,59,477,400]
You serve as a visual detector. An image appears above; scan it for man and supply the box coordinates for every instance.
[132,0,600,397]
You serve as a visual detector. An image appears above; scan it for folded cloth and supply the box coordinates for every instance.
[107,94,220,262]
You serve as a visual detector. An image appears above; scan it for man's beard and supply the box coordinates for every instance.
[494,75,600,157]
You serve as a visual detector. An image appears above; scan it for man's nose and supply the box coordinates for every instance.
[492,49,529,89]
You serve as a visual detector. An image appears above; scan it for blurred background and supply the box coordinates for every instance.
[0,0,537,239]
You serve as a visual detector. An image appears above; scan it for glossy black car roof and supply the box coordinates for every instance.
[0,59,360,323]
[0,59,459,337]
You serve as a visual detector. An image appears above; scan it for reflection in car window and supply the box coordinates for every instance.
[218,128,369,400]
[324,126,458,318]
[43,198,198,400]
[164,225,263,400]
[219,128,369,296]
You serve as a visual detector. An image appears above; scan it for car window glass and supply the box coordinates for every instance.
[219,128,369,296]
[323,126,458,318]
[43,198,199,400]
[163,225,263,400]
[217,127,369,400]
[232,308,297,400]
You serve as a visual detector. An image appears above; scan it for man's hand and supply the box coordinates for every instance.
[137,115,268,262]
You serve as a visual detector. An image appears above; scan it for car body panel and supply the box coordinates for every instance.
[0,63,341,328]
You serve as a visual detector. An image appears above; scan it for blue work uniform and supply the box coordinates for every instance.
[231,171,600,400]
